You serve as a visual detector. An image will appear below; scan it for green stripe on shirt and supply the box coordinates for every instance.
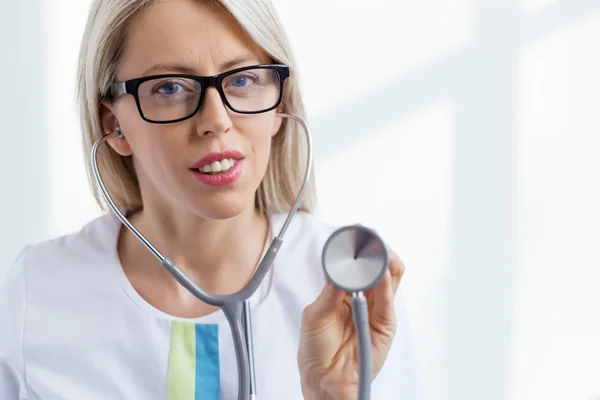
[168,321,197,400]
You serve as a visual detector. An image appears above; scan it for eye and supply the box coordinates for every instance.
[154,81,183,95]
[228,73,257,88]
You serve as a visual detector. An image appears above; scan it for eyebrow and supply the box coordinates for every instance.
[220,55,263,70]
[141,55,263,76]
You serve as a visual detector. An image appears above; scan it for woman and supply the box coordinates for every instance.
[0,0,420,399]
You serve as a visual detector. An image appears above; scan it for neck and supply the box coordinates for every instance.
[122,202,270,297]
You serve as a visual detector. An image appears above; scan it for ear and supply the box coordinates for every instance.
[270,104,285,137]
[100,100,133,156]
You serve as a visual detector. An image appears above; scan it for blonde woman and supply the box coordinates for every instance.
[0,0,420,399]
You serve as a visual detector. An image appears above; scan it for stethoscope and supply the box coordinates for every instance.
[91,113,389,400]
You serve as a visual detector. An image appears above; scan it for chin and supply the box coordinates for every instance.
[188,194,254,221]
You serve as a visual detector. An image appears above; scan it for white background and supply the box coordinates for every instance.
[1,0,599,399]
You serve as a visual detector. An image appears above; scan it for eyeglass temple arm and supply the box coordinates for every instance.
[109,82,127,100]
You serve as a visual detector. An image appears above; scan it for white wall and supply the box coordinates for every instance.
[0,1,52,275]
[1,0,599,399]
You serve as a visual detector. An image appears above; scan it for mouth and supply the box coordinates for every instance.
[191,157,238,175]
[189,151,245,186]
[189,150,244,172]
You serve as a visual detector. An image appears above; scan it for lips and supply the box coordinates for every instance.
[191,159,243,186]
[195,157,237,174]
[189,150,244,170]
[188,149,245,187]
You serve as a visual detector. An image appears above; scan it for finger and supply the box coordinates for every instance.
[373,269,395,325]
[302,280,345,326]
[387,248,405,294]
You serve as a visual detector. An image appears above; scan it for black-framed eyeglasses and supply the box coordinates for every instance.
[107,64,290,124]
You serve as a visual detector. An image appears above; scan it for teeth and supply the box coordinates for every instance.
[210,161,222,172]
[199,158,236,174]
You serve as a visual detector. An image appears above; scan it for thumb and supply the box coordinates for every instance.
[303,280,345,326]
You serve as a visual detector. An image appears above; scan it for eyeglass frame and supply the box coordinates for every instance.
[106,64,290,124]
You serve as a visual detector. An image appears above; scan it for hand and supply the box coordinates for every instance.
[297,246,405,400]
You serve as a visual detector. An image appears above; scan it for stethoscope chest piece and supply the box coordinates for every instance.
[322,224,388,292]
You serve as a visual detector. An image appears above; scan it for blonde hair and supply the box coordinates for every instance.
[77,0,316,215]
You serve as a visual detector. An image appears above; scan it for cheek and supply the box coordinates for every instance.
[235,116,275,163]
[124,123,183,175]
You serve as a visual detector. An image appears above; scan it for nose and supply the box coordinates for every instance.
[194,87,232,137]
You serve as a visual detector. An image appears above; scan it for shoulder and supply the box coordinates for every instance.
[24,213,119,272]
[10,213,120,285]
[270,211,340,247]
[269,211,343,267]
[266,211,343,302]
[0,246,30,334]
[0,246,30,397]
[0,213,121,327]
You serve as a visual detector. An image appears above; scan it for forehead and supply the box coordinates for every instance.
[118,0,270,80]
